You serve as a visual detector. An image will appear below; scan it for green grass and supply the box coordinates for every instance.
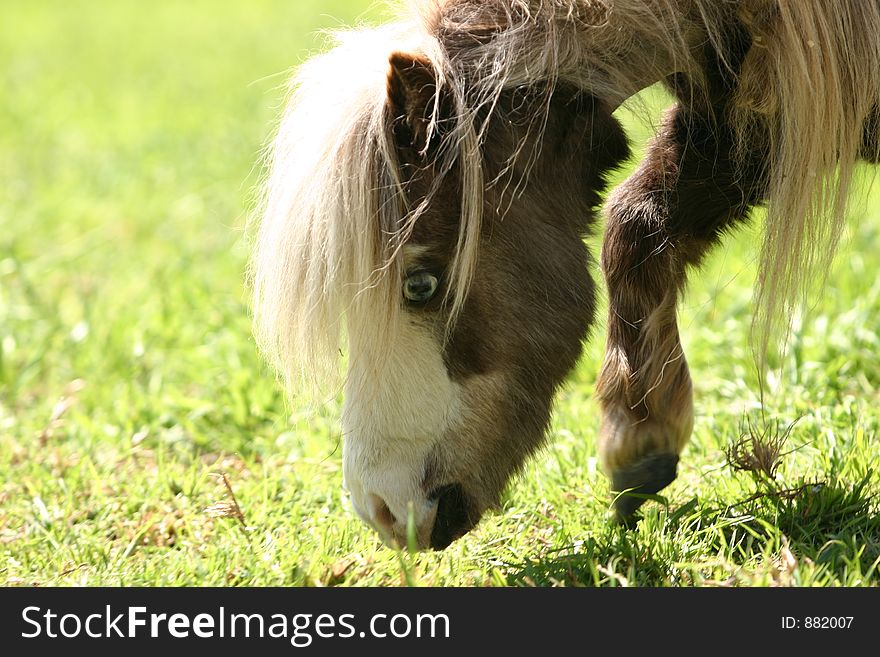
[2,0,878,587]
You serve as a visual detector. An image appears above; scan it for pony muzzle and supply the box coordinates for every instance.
[350,488,438,550]
[363,492,439,550]
[347,475,475,550]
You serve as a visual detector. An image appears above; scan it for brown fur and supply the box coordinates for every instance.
[388,79,629,541]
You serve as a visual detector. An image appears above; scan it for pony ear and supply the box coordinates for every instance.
[386,52,443,157]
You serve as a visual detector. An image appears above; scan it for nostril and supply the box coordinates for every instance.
[429,483,474,550]
[366,493,396,532]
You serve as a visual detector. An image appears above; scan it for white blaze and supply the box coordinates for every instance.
[342,280,461,545]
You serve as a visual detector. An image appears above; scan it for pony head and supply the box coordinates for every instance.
[251,13,631,548]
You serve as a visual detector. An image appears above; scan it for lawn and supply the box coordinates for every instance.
[1,0,878,587]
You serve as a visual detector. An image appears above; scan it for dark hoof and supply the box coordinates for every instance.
[611,453,679,522]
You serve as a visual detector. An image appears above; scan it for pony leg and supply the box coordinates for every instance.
[597,102,766,520]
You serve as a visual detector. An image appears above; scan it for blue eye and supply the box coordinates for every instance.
[403,271,439,304]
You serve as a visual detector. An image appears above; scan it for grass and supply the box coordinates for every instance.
[1,0,878,587]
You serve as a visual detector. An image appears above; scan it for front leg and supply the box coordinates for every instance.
[597,102,766,520]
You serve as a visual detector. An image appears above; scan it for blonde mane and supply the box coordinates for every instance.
[249,19,485,392]
[734,0,880,352]
[250,0,880,391]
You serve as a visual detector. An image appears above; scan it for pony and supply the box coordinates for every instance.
[251,0,880,549]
